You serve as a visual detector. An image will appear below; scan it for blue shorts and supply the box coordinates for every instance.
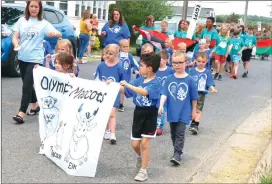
[231,54,241,63]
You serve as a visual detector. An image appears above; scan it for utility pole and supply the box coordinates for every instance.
[244,0,249,27]
[182,0,188,20]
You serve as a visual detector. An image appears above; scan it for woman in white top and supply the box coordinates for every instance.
[12,0,61,124]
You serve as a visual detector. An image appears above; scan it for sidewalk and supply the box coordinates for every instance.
[191,98,272,183]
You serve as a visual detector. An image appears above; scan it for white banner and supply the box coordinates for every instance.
[257,21,262,31]
[187,2,202,39]
[33,66,120,177]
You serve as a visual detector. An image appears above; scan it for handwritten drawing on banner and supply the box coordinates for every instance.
[33,66,120,177]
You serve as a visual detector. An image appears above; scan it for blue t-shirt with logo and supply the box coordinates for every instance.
[189,68,215,94]
[162,74,198,124]
[94,62,124,107]
[230,37,244,55]
[13,17,57,64]
[119,52,139,82]
[243,35,257,48]
[124,76,161,107]
[164,48,173,66]
[156,67,175,93]
[102,21,131,47]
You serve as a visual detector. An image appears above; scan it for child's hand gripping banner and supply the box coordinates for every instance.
[33,66,120,177]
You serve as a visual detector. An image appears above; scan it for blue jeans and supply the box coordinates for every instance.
[157,105,167,129]
[77,33,90,59]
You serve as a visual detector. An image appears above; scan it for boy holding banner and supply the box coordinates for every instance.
[120,53,161,182]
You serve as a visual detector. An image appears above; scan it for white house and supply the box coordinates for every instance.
[4,1,113,21]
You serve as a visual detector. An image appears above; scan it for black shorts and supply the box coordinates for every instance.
[226,55,231,62]
[131,106,158,140]
[242,49,252,62]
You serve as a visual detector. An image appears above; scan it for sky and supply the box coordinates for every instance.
[169,1,272,17]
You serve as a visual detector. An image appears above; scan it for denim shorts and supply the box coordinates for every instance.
[231,54,241,63]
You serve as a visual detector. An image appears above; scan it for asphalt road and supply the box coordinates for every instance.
[2,58,271,183]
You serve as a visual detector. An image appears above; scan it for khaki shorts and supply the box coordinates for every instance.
[197,92,206,111]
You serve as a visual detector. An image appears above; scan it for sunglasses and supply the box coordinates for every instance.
[172,61,186,66]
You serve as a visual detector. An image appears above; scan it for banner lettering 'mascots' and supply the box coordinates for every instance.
[33,66,120,177]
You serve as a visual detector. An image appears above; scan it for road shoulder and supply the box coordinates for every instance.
[190,98,272,183]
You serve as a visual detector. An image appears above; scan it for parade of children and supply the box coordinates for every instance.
[9,1,270,182]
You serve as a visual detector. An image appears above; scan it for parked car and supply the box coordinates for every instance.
[1,3,77,77]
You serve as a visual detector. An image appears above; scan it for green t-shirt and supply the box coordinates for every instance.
[230,37,244,55]
[174,30,187,38]
[215,36,232,56]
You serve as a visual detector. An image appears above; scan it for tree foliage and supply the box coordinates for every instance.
[216,13,272,24]
[108,1,172,45]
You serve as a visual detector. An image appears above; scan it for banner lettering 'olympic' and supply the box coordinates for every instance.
[33,66,119,177]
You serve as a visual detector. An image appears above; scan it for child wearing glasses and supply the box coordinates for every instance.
[158,51,198,166]
[189,52,217,135]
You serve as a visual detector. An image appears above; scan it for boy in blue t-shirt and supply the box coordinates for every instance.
[118,39,140,112]
[229,30,245,79]
[94,44,125,144]
[159,52,198,166]
[189,52,217,135]
[156,50,174,135]
[120,53,161,182]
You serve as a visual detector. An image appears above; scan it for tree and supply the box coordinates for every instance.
[226,12,241,23]
[108,1,172,45]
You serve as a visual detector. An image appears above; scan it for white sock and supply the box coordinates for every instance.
[140,168,147,173]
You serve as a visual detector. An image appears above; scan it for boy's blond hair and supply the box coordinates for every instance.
[161,21,168,26]
[178,42,187,49]
[141,43,154,52]
[160,50,169,60]
[172,50,187,60]
[196,52,208,61]
[119,39,129,47]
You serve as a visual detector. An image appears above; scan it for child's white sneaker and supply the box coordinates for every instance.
[104,130,111,140]
[110,133,117,144]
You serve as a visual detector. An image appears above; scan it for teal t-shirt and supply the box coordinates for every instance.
[140,25,155,45]
[192,33,201,40]
[215,36,232,56]
[199,28,219,49]
[230,37,244,55]
[243,34,257,48]
[174,30,187,38]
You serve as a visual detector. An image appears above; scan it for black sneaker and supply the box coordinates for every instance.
[242,72,248,78]
[189,125,198,135]
[214,73,219,80]
[170,152,182,166]
[118,104,124,112]
[218,75,223,81]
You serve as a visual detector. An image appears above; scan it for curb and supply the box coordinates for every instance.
[248,142,272,183]
[190,98,272,183]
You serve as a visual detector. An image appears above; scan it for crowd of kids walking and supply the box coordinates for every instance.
[12,1,260,182]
